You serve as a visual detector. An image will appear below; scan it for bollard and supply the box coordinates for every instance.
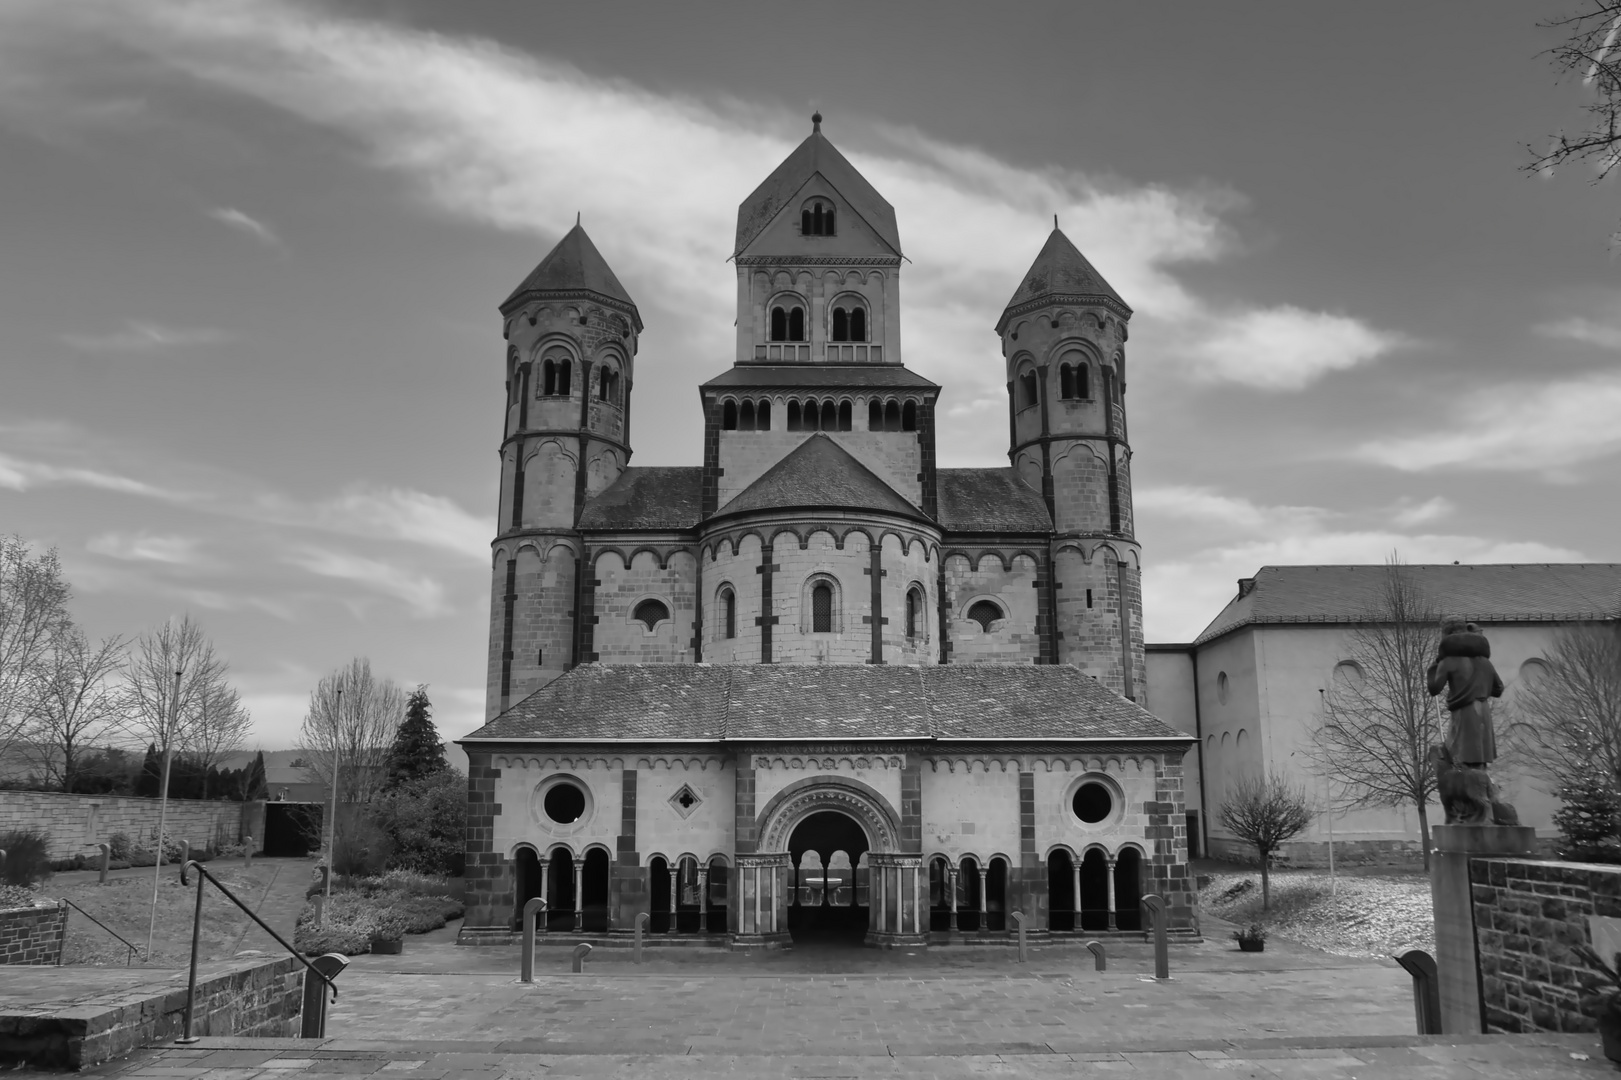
[519,897,547,983]
[1011,910,1027,963]
[312,894,325,928]
[1394,949,1442,1035]
[178,840,190,874]
[1085,939,1106,971]
[243,837,253,869]
[571,942,592,973]
[316,864,330,892]
[1142,894,1169,980]
[98,843,111,885]
[634,912,649,964]
[0,850,6,878]
[299,953,350,1038]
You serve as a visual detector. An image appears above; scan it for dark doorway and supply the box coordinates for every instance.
[263,802,321,857]
[1048,849,1075,932]
[787,810,869,943]
[649,856,671,933]
[513,847,543,930]
[958,858,982,932]
[546,850,576,931]
[582,849,610,932]
[1114,848,1144,931]
[928,856,952,932]
[706,857,729,933]
[985,857,1008,932]
[1079,848,1110,931]
[675,856,702,933]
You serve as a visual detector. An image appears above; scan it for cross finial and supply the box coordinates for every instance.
[1054,214,1059,230]
[576,211,581,226]
[812,111,822,133]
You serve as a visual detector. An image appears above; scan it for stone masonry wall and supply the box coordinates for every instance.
[1470,857,1621,1034]
[0,903,64,965]
[0,791,247,859]
[941,553,1041,663]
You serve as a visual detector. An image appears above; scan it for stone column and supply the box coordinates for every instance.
[733,853,790,948]
[573,860,583,931]
[1432,824,1536,1034]
[539,856,550,930]
[949,865,959,931]
[667,867,678,934]
[1106,857,1117,930]
[1072,863,1082,931]
[698,867,709,932]
[978,869,987,928]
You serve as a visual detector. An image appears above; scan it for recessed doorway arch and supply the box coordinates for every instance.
[786,809,869,943]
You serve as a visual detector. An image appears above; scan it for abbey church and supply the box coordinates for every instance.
[458,116,1196,948]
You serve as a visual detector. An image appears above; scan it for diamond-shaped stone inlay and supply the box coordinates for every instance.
[668,784,701,818]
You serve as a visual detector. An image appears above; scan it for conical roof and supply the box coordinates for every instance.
[501,223,640,325]
[997,228,1129,330]
[710,433,924,522]
[734,116,901,257]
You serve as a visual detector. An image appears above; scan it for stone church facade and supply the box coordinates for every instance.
[459,116,1196,948]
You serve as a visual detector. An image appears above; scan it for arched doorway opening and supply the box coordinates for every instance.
[958,858,982,932]
[985,857,1009,932]
[1047,849,1075,932]
[675,856,702,933]
[706,856,729,933]
[513,847,543,931]
[928,856,953,932]
[546,849,576,932]
[787,809,869,943]
[649,856,671,933]
[581,848,610,932]
[1114,847,1144,931]
[1079,848,1109,931]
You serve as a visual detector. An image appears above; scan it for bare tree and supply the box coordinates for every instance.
[182,678,253,799]
[1530,4,1621,184]
[23,627,128,792]
[0,536,71,759]
[1504,623,1621,788]
[298,658,405,807]
[1305,557,1445,869]
[1218,771,1315,910]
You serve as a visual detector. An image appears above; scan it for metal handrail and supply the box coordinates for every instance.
[57,897,139,966]
[177,860,338,1042]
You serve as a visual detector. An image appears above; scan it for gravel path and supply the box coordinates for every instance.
[1200,869,1434,958]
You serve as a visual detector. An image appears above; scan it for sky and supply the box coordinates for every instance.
[1,0,1617,751]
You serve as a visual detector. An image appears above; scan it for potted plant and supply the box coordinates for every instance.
[367,912,407,955]
[1574,944,1621,1062]
[1233,923,1267,953]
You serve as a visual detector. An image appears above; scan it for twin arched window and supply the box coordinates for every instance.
[966,599,1004,633]
[831,305,867,342]
[541,352,572,397]
[1059,361,1090,400]
[771,305,806,342]
[1017,370,1040,410]
[801,200,836,236]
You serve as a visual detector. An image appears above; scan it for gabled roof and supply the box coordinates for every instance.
[702,365,937,390]
[936,469,1052,533]
[1194,563,1621,646]
[501,223,641,324]
[734,119,901,257]
[997,228,1129,331]
[713,433,924,522]
[463,663,1190,744]
[578,467,704,531]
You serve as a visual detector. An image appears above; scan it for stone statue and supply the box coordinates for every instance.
[1427,618,1517,825]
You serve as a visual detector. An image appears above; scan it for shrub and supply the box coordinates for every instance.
[107,832,133,860]
[332,817,392,877]
[373,770,465,877]
[0,828,53,886]
[292,879,463,955]
[1554,767,1621,864]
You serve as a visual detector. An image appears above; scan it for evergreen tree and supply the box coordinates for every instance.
[136,742,161,798]
[242,750,268,801]
[1554,762,1621,864]
[385,686,446,787]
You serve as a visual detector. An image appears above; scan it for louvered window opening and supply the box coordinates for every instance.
[812,584,833,633]
[634,599,670,630]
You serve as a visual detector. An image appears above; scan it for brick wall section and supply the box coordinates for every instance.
[0,903,64,965]
[1470,857,1621,1034]
[942,553,1041,663]
[0,792,248,860]
[733,760,757,855]
[462,755,508,930]
[1147,755,1195,931]
[1018,771,1045,927]
[899,760,921,854]
[615,769,645,927]
[0,955,303,1069]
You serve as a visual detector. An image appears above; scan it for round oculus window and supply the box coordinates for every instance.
[543,782,586,824]
[1073,782,1113,824]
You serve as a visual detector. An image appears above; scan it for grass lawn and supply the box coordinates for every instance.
[52,863,293,967]
[1200,867,1434,958]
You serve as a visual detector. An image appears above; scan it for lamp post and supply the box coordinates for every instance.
[324,686,342,920]
[146,667,182,958]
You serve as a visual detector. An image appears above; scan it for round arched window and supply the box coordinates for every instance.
[543,782,586,824]
[1073,782,1113,824]
[1216,671,1230,704]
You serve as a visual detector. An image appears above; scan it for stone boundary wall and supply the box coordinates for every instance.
[1470,856,1621,1034]
[0,791,249,859]
[0,903,65,965]
[0,955,303,1069]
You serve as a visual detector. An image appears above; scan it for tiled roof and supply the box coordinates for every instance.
[579,467,704,531]
[713,433,925,522]
[464,664,1187,743]
[1194,563,1621,645]
[734,127,901,257]
[998,228,1128,328]
[501,224,639,320]
[702,365,937,390]
[936,469,1052,532]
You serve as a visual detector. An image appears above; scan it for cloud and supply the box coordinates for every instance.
[0,449,182,498]
[1535,316,1621,350]
[207,206,282,249]
[1388,496,1453,528]
[255,487,489,563]
[1352,371,1621,477]
[282,546,448,616]
[1173,306,1404,390]
[86,530,202,564]
[61,321,231,354]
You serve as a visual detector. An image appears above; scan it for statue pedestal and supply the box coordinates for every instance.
[1430,823,1536,1034]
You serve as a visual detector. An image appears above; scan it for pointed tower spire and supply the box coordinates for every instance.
[500,222,641,329]
[995,227,1129,334]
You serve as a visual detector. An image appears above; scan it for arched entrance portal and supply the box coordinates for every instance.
[787,810,869,943]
